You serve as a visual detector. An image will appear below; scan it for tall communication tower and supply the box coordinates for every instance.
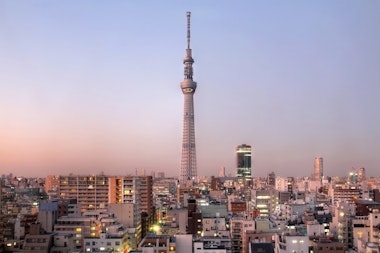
[179,12,197,182]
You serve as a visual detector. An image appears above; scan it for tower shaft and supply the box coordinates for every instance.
[180,12,197,182]
[180,93,197,181]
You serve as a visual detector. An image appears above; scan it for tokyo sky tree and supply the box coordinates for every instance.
[180,12,197,182]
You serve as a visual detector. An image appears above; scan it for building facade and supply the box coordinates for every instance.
[314,157,323,181]
[236,144,252,184]
[58,175,109,211]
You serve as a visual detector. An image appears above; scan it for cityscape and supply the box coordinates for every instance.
[1,1,380,253]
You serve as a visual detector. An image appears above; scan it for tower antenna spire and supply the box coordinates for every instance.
[187,11,191,49]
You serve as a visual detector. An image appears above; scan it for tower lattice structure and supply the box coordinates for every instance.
[180,12,197,182]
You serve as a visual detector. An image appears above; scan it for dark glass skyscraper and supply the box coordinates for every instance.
[236,144,252,182]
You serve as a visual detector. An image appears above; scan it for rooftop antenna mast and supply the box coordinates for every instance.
[187,11,191,49]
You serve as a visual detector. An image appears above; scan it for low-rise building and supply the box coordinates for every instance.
[311,238,345,253]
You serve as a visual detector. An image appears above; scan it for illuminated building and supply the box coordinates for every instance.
[358,167,366,182]
[138,234,176,252]
[45,175,60,198]
[349,167,359,184]
[58,175,109,211]
[236,144,252,184]
[54,205,131,252]
[275,232,309,253]
[251,189,279,218]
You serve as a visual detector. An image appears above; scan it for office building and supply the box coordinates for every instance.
[236,144,252,184]
[251,189,278,218]
[267,171,276,187]
[314,157,323,181]
[219,166,226,178]
[358,167,366,182]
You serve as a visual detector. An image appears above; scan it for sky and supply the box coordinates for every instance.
[0,1,379,178]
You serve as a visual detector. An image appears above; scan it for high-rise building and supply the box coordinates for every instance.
[287,177,294,194]
[58,175,109,211]
[45,175,60,199]
[236,144,252,183]
[0,179,4,243]
[219,166,226,177]
[138,176,154,217]
[180,12,198,182]
[348,167,359,184]
[314,157,323,180]
[358,167,366,182]
[157,171,165,178]
[267,171,276,187]
[56,174,153,219]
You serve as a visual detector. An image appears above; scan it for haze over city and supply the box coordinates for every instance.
[1,1,379,178]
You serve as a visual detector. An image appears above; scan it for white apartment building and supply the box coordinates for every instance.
[84,232,126,253]
[274,231,309,253]
[54,205,131,252]
[194,241,228,253]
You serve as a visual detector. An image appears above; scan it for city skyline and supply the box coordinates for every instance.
[1,1,379,178]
